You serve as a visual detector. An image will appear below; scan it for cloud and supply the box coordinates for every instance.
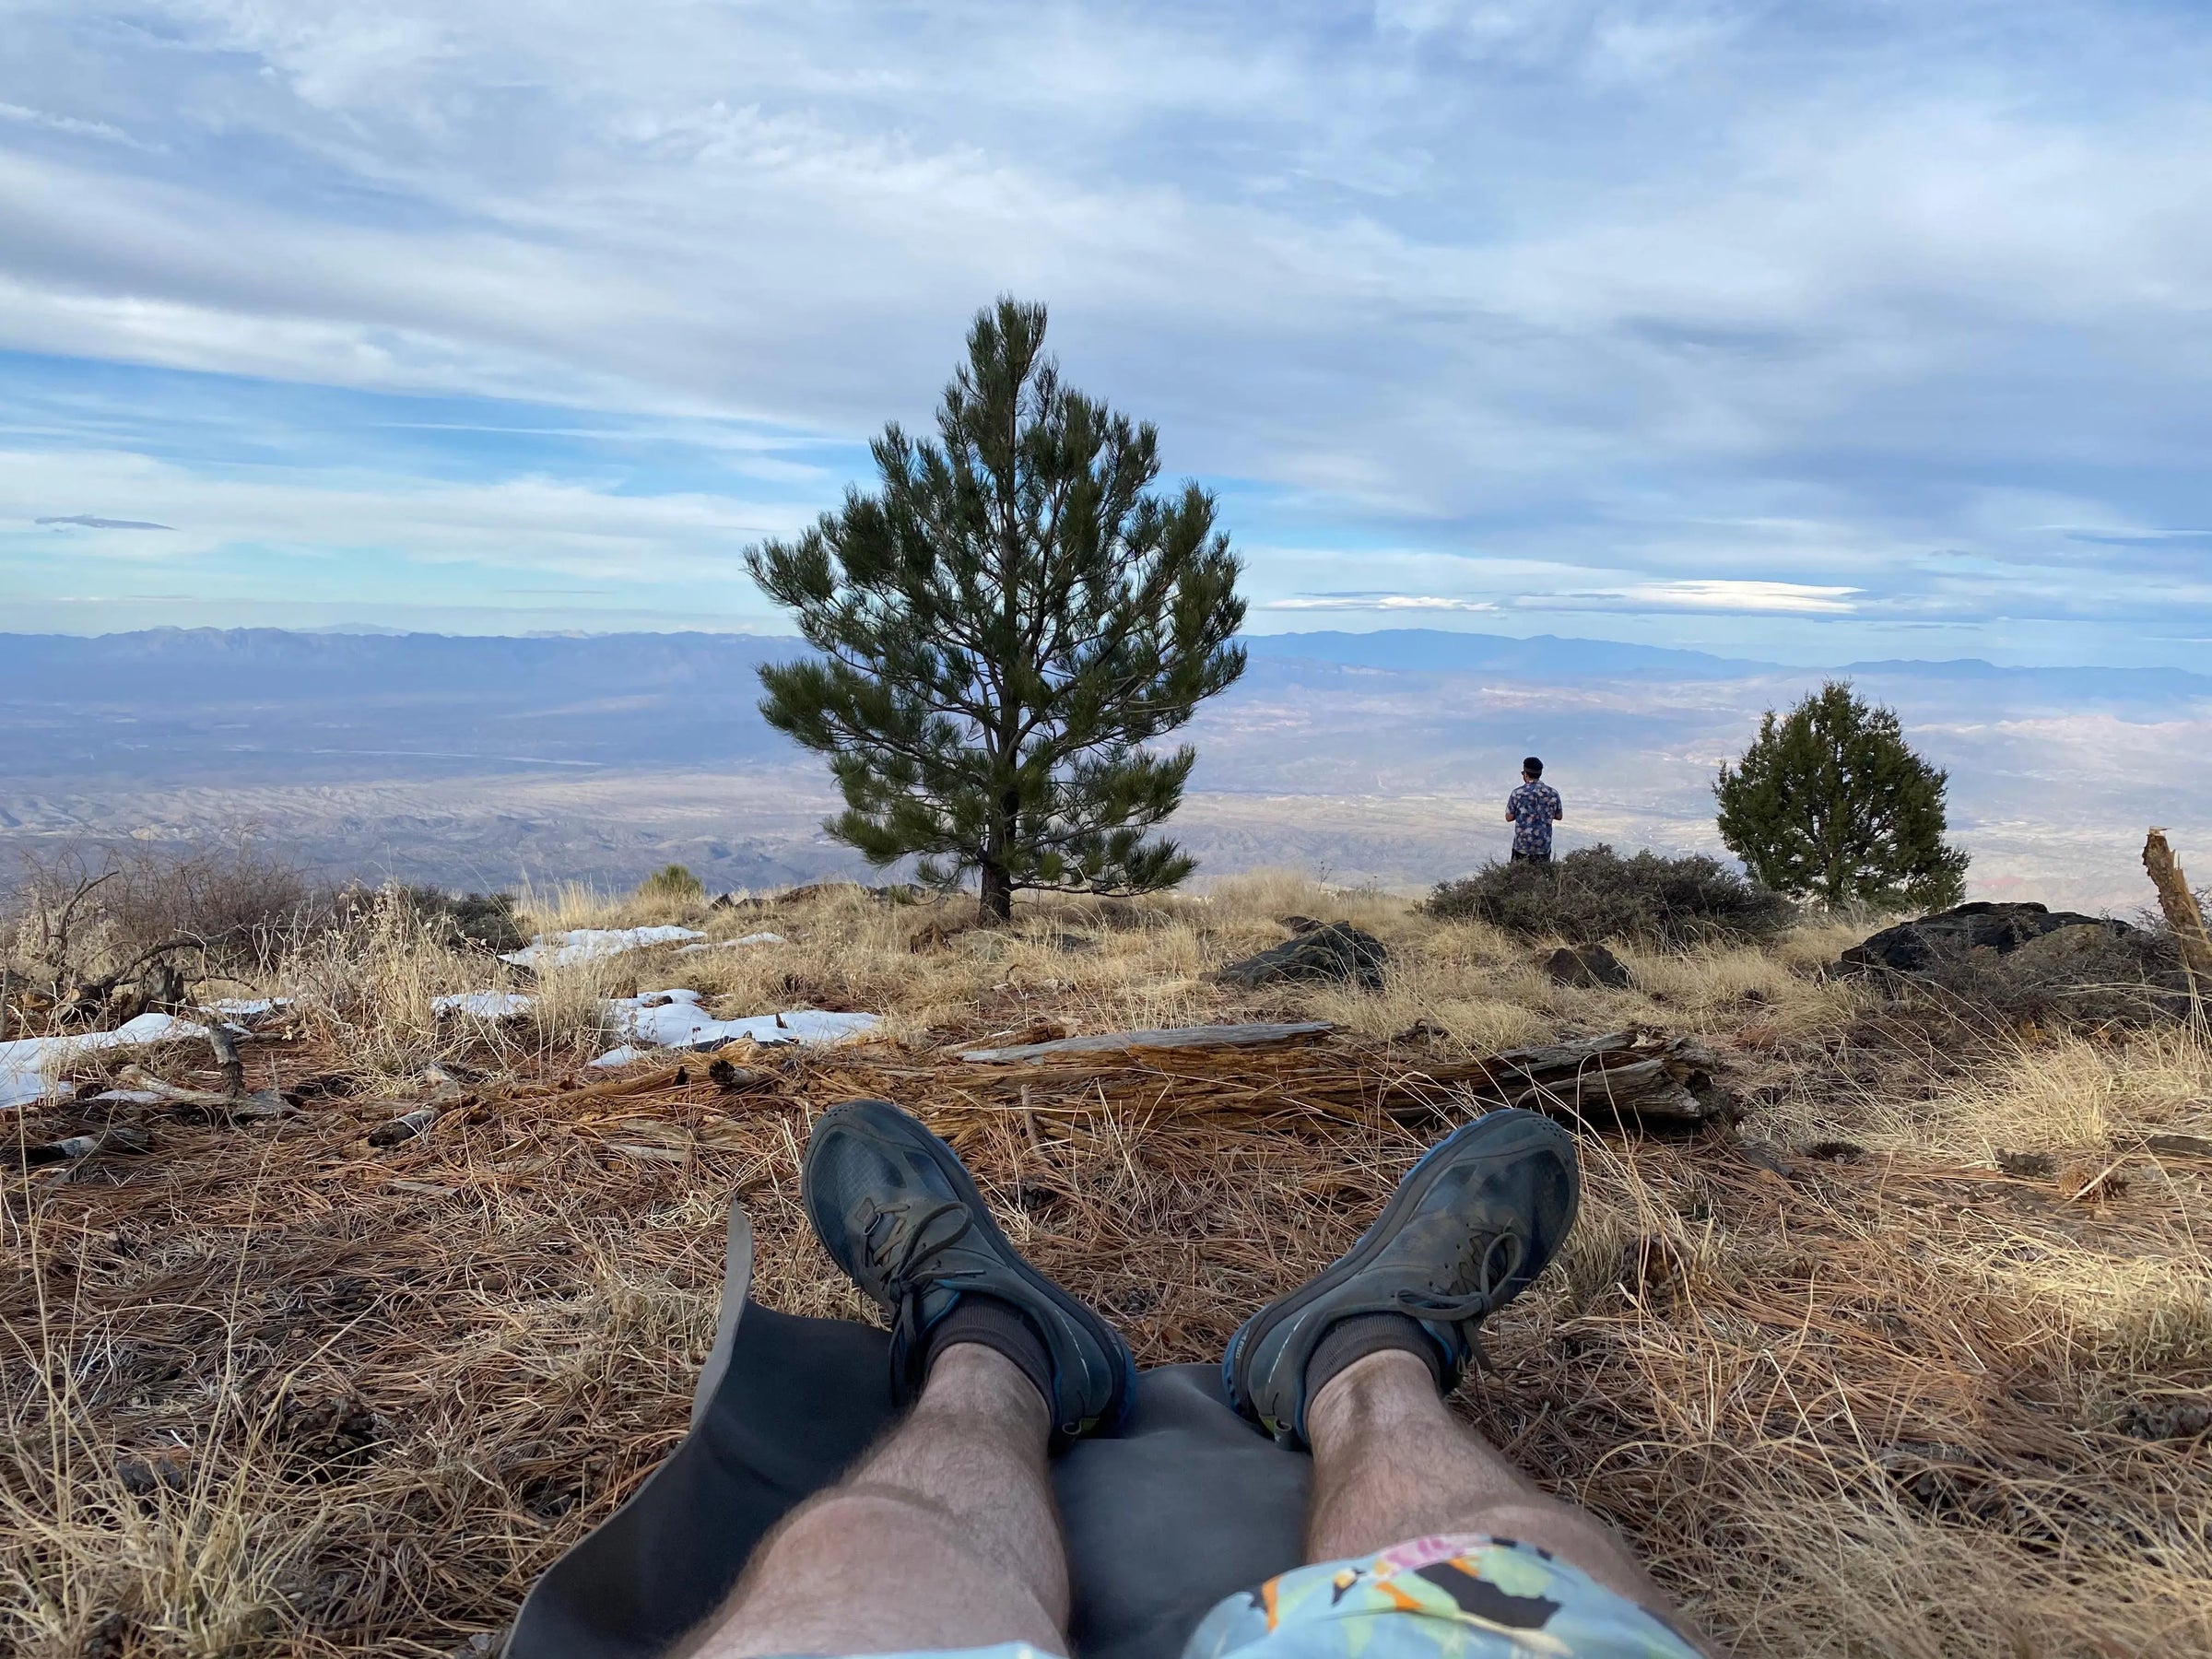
[35,513,174,530]
[0,101,143,148]
[0,1,2208,661]
[1260,594,1501,613]
[1605,580,1861,615]
[0,448,807,579]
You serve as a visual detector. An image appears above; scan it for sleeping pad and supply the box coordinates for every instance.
[507,1198,1312,1659]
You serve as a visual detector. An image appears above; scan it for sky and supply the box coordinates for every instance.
[2,1,2210,665]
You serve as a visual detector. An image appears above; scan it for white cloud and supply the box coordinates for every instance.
[0,448,807,579]
[0,102,144,147]
[1606,579,1861,614]
[1260,594,1501,612]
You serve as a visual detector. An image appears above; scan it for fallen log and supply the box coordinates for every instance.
[909,1025,1732,1134]
[529,1063,695,1114]
[960,1021,1335,1064]
[1483,1030,1732,1127]
[116,1066,291,1121]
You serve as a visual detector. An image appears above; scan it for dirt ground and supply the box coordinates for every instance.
[6,877,2210,1658]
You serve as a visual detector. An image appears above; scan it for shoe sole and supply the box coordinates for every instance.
[1222,1106,1578,1436]
[805,1099,1137,1438]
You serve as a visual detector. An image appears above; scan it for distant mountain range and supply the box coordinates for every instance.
[2,627,2206,909]
[1242,629,2212,701]
[10,623,2207,699]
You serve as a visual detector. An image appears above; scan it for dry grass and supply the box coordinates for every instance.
[5,872,2210,1657]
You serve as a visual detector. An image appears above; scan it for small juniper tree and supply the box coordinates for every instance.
[1714,680,1969,911]
[748,299,1246,923]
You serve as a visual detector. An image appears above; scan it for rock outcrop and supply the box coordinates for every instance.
[1217,922,1389,991]
[1544,944,1633,989]
[1838,901,2129,976]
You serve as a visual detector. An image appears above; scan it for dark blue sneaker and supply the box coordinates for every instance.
[802,1098,1135,1445]
[1223,1107,1580,1447]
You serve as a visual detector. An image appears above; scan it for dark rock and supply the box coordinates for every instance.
[277,1393,382,1475]
[1838,901,2130,976]
[1733,1138,1794,1179]
[1803,1139,1867,1163]
[1216,922,1388,991]
[1996,1149,2056,1180]
[367,1104,441,1147]
[1276,914,1324,935]
[83,1611,137,1659]
[116,1453,189,1497]
[2117,1394,2212,1441]
[1543,944,1633,989]
[707,1058,770,1092]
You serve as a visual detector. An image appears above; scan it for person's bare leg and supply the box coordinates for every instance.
[689,1345,1067,1659]
[1304,1349,1684,1620]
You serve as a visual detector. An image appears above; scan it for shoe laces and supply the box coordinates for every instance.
[861,1196,975,1298]
[862,1197,984,1378]
[1389,1229,1524,1325]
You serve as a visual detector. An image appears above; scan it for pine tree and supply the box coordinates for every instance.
[747,299,1246,924]
[1714,680,1969,911]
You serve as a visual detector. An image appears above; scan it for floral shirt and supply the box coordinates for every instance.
[1507,780,1563,857]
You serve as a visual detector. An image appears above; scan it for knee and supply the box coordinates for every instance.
[771,1488,944,1560]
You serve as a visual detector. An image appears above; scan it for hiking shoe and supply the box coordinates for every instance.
[1223,1107,1579,1446]
[803,1098,1135,1444]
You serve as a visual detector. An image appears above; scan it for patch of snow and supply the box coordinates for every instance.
[500,926,707,969]
[433,991,537,1019]
[587,990,880,1065]
[673,933,786,955]
[213,997,290,1018]
[1,1012,211,1111]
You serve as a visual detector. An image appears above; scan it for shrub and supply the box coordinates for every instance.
[3,841,324,1023]
[1425,844,1795,947]
[637,864,705,903]
[1714,680,1969,909]
[385,887,528,954]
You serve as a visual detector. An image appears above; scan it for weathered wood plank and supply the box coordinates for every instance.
[960,1021,1335,1065]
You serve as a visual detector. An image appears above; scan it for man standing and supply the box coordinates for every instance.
[1506,757,1563,864]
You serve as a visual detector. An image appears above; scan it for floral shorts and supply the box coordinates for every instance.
[844,1533,1702,1659]
[1184,1534,1701,1659]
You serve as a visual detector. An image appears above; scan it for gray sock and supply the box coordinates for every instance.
[1304,1312,1443,1403]
[924,1293,1054,1408]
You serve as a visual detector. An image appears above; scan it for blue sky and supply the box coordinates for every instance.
[2,0,2210,665]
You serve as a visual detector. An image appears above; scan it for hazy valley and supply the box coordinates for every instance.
[3,628,2206,912]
